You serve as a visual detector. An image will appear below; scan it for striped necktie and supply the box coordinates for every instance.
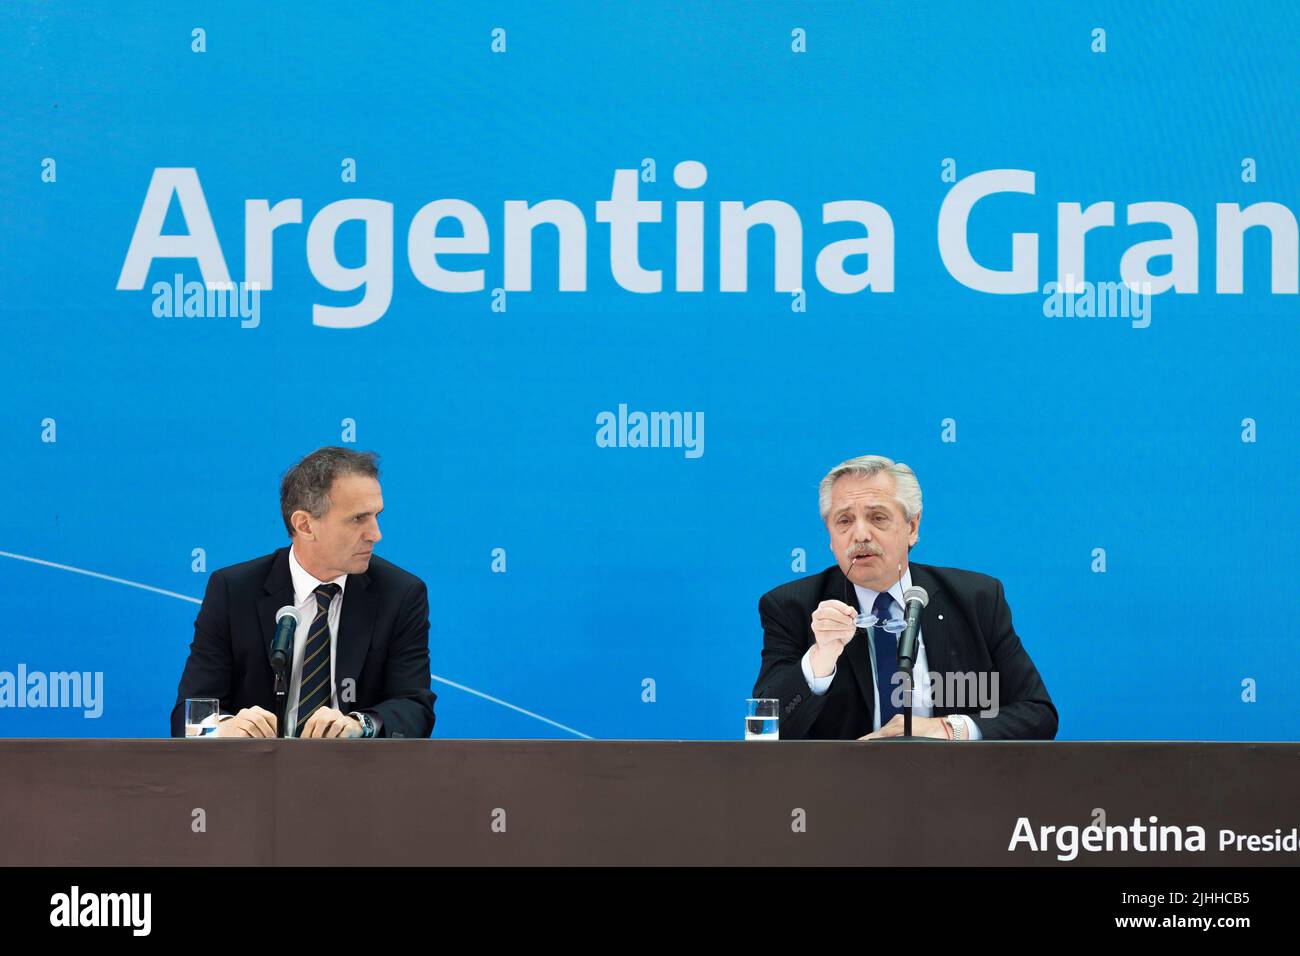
[871,590,902,727]
[295,582,341,736]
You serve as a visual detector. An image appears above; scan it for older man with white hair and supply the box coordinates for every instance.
[752,455,1057,740]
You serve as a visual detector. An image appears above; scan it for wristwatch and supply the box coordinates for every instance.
[943,715,967,740]
[348,711,376,738]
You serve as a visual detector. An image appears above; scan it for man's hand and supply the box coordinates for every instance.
[809,599,857,677]
[299,706,362,739]
[860,715,949,740]
[214,706,278,738]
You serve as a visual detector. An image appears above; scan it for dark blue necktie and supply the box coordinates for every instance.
[295,583,340,736]
[871,590,902,727]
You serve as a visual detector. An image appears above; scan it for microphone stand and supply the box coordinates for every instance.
[848,558,940,741]
[883,573,940,741]
[875,655,941,741]
[273,663,288,739]
[903,670,914,738]
[270,607,300,740]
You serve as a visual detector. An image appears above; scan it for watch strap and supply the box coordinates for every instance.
[348,711,373,738]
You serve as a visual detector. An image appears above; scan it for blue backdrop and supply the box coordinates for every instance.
[2,1,1296,739]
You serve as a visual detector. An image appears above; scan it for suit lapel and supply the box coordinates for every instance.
[909,564,951,679]
[823,570,877,726]
[335,569,375,708]
[258,548,295,669]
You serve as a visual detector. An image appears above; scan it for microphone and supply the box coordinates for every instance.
[270,605,301,673]
[896,585,929,673]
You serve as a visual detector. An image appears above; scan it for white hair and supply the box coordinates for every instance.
[818,455,922,523]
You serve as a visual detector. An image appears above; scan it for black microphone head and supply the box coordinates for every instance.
[271,606,299,675]
[903,585,929,608]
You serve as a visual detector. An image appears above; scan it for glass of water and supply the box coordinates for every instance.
[185,698,220,737]
[745,698,779,740]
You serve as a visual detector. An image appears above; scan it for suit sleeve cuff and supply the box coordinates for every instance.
[800,646,836,695]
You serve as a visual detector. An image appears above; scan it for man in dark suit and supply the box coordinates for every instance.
[170,447,435,739]
[753,455,1056,741]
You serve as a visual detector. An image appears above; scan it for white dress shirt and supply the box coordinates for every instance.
[284,545,348,737]
[799,566,982,739]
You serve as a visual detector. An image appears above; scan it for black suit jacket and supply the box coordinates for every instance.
[753,562,1057,740]
[170,547,436,738]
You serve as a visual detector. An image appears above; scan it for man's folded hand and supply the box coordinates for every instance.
[215,706,278,738]
[299,706,362,739]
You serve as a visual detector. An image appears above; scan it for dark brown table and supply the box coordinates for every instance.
[2,740,1296,866]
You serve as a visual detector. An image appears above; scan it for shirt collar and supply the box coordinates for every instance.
[288,543,348,607]
[853,564,912,620]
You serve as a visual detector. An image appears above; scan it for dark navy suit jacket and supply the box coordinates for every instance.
[170,547,436,738]
[753,562,1057,740]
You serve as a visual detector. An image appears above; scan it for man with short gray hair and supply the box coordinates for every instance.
[752,455,1056,740]
[170,446,436,738]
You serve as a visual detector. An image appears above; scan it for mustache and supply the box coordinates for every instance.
[848,546,883,560]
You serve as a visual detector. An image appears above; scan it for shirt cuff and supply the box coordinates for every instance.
[800,646,836,696]
[957,714,982,740]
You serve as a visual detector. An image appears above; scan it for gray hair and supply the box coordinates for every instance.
[818,455,922,523]
[280,446,380,537]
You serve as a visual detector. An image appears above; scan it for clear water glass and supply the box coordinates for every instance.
[745,698,779,740]
[185,698,220,737]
